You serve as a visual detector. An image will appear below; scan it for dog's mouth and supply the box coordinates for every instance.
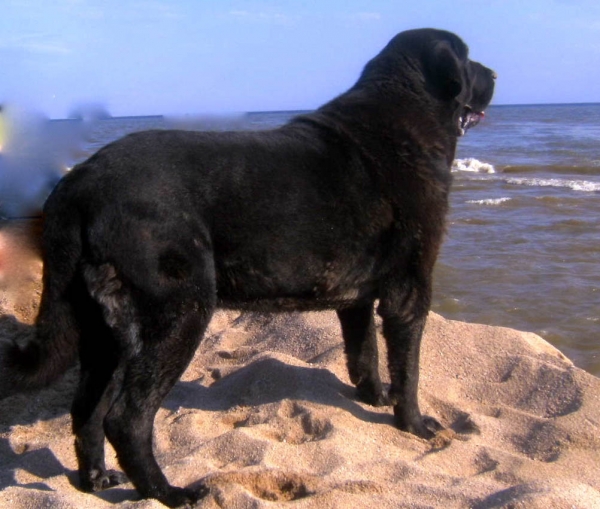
[458,105,485,136]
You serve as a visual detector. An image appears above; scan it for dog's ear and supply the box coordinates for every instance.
[424,40,464,100]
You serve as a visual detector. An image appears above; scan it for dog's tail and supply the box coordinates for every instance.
[0,201,82,396]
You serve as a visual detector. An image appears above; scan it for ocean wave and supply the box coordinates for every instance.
[505,177,600,192]
[535,195,584,205]
[452,158,495,173]
[501,164,600,175]
[466,197,512,205]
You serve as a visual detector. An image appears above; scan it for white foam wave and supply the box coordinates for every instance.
[452,158,495,174]
[466,197,512,205]
[505,177,600,192]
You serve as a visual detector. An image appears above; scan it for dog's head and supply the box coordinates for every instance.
[359,28,496,136]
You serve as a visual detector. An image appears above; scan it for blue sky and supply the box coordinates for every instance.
[1,0,600,118]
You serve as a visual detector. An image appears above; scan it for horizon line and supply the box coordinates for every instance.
[47,101,600,121]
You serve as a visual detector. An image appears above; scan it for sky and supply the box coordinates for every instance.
[1,0,600,118]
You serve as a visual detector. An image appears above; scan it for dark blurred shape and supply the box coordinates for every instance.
[0,106,85,219]
[67,102,112,121]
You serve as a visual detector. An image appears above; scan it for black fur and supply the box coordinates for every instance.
[0,28,495,507]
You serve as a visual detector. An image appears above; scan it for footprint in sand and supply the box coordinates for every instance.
[224,399,333,445]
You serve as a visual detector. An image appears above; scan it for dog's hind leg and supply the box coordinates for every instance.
[104,305,212,507]
[83,259,215,508]
[337,303,388,406]
[70,280,128,492]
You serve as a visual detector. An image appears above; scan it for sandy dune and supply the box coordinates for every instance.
[1,221,599,508]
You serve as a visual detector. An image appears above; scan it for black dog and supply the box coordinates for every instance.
[1,28,495,507]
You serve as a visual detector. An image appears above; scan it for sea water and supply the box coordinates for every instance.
[1,104,599,374]
[444,104,600,374]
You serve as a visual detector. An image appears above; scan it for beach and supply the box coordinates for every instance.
[3,106,599,374]
[1,221,600,508]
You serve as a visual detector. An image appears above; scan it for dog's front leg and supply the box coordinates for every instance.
[337,302,388,406]
[377,279,442,439]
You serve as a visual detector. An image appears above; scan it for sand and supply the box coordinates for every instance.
[1,221,600,509]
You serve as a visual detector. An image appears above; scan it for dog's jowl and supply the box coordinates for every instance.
[0,28,495,507]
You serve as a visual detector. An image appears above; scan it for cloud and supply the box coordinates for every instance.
[21,40,71,55]
[0,33,71,55]
[229,10,292,24]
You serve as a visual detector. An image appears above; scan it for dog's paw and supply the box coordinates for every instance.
[394,409,444,440]
[422,415,445,435]
[157,485,209,508]
[81,468,128,492]
[355,381,390,407]
[359,389,390,407]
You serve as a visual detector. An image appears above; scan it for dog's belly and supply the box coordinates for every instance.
[215,256,379,312]
[217,295,372,313]
[217,287,375,312]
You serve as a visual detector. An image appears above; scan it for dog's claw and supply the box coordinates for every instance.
[356,383,390,407]
[157,485,209,508]
[423,416,445,434]
[394,409,444,439]
[82,469,128,492]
